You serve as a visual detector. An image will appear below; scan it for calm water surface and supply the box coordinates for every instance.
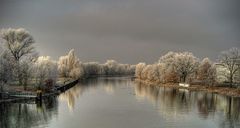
[0,77,240,128]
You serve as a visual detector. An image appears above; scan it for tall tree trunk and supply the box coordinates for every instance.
[18,73,23,86]
[229,73,233,88]
[23,84,27,91]
[17,62,23,86]
[183,75,187,83]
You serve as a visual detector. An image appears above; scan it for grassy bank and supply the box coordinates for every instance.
[135,79,240,97]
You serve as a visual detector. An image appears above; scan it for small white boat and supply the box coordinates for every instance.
[179,83,189,87]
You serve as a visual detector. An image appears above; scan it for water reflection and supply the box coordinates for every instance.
[134,81,240,128]
[0,97,58,128]
[58,77,132,110]
[59,84,85,111]
[1,77,240,128]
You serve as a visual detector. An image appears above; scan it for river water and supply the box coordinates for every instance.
[0,77,240,128]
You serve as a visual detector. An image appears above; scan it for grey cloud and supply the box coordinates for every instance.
[0,0,239,63]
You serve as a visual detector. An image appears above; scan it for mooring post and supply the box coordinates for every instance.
[36,90,43,105]
[36,90,42,102]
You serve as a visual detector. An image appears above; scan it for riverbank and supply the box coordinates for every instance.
[135,79,240,97]
[0,79,79,103]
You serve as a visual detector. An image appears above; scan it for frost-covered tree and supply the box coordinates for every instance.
[58,49,84,79]
[0,28,37,86]
[135,63,146,79]
[83,62,101,76]
[219,47,240,87]
[69,62,84,79]
[136,52,199,84]
[156,63,165,83]
[147,64,160,82]
[58,55,68,77]
[173,52,199,83]
[159,51,176,64]
[141,65,152,80]
[0,52,14,92]
[0,28,36,61]
[20,58,34,90]
[105,60,118,75]
[159,52,179,83]
[33,56,58,88]
[82,60,135,77]
[198,58,216,86]
[129,65,136,75]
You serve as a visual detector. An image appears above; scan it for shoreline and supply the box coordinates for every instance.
[0,79,79,103]
[135,79,240,97]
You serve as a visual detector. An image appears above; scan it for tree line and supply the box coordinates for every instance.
[135,48,240,87]
[0,28,135,92]
[0,28,239,93]
[58,49,135,79]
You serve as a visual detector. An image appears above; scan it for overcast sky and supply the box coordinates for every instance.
[0,0,239,64]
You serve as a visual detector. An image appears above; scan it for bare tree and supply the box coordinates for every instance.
[219,47,240,87]
[174,52,199,83]
[20,59,34,90]
[0,52,14,93]
[147,64,160,82]
[33,56,58,88]
[1,28,37,86]
[159,51,199,83]
[159,51,179,83]
[198,58,216,86]
[1,28,36,61]
[58,49,84,79]
[135,63,146,79]
[82,60,135,77]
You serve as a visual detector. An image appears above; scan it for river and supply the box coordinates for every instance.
[0,77,240,128]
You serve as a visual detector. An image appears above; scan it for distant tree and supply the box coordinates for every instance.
[198,58,216,86]
[135,63,146,79]
[58,55,69,77]
[173,52,199,83]
[163,66,178,83]
[105,60,118,75]
[142,65,153,80]
[219,47,240,87]
[129,65,136,75]
[156,63,165,83]
[147,64,160,82]
[69,62,84,79]
[0,28,37,86]
[159,52,179,83]
[159,51,176,64]
[33,56,58,88]
[0,52,14,93]
[20,58,34,90]
[58,49,84,79]
[83,62,100,76]
[159,51,199,83]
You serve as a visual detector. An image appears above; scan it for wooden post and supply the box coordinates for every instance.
[36,90,42,103]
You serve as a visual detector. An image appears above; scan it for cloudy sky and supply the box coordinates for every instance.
[0,0,239,64]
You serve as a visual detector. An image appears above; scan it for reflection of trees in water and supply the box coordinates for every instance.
[196,93,217,119]
[59,84,85,111]
[134,82,160,104]
[134,82,193,119]
[218,97,240,128]
[134,81,240,126]
[0,97,58,128]
[59,77,132,110]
